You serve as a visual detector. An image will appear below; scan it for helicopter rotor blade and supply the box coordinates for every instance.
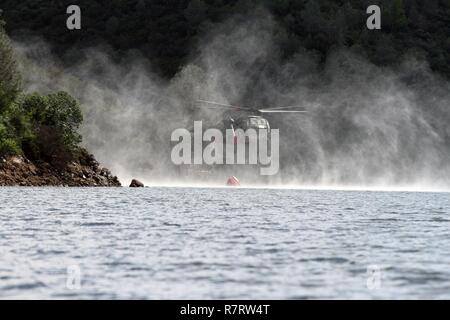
[258,109,308,113]
[197,100,234,108]
[196,100,255,111]
[196,100,308,114]
[196,100,256,111]
[270,106,306,110]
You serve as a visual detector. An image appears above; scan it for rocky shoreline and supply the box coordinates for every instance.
[0,152,121,187]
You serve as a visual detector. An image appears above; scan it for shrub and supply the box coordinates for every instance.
[45,92,83,150]
[20,91,83,164]
[0,117,21,156]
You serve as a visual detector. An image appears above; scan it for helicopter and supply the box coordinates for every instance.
[194,99,307,136]
[171,99,308,183]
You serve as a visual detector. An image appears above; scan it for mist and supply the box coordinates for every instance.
[11,10,450,189]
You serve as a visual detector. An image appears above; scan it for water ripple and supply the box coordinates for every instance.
[1,187,450,299]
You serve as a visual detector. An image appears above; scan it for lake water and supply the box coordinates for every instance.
[1,187,449,299]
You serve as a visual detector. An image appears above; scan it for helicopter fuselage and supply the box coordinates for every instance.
[232,115,271,132]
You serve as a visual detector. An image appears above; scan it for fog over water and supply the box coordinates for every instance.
[11,11,450,189]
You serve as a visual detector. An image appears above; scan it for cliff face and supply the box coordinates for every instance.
[0,153,121,187]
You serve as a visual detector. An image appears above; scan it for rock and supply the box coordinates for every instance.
[11,156,23,167]
[0,152,121,187]
[129,179,144,188]
[100,168,111,177]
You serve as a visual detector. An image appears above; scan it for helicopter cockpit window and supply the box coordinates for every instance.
[248,118,268,127]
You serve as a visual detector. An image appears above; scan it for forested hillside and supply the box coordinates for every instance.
[1,0,449,78]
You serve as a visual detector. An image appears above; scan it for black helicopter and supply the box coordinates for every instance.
[172,99,307,183]
[194,99,307,135]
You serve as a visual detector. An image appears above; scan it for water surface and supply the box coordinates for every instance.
[1,187,449,299]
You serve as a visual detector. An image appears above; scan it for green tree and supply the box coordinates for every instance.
[20,91,83,163]
[0,116,21,155]
[0,19,21,111]
[0,17,85,161]
[0,18,22,155]
[45,91,83,149]
[392,0,408,30]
